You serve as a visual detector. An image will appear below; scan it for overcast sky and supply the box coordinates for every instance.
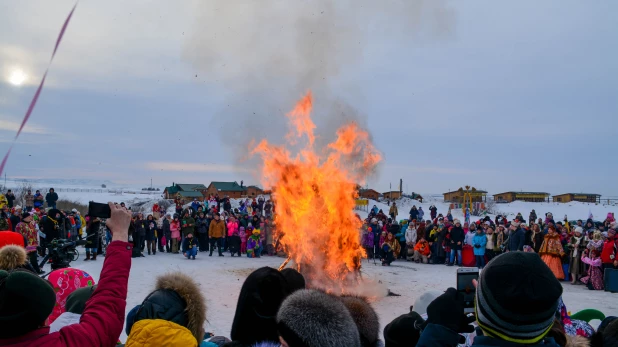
[1,1,616,195]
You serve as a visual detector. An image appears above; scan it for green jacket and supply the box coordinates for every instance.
[181,217,195,237]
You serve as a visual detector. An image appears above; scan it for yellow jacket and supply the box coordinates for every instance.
[125,319,197,347]
[79,216,86,235]
[0,194,7,209]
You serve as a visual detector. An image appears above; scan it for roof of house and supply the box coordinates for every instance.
[359,189,379,194]
[554,193,601,197]
[176,184,207,191]
[493,191,549,196]
[382,191,402,194]
[443,190,488,195]
[209,181,246,192]
[247,185,263,190]
[177,191,204,198]
[164,185,180,194]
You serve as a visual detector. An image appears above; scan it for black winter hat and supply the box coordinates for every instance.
[476,252,563,344]
[383,311,425,347]
[0,269,56,338]
[277,289,360,347]
[339,295,380,347]
[280,268,305,293]
[230,267,291,345]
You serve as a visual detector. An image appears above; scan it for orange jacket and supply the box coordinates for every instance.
[414,240,430,256]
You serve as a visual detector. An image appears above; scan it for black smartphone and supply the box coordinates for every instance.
[88,201,111,219]
[457,267,479,313]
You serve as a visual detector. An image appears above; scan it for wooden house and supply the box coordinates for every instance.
[382,191,402,200]
[206,181,246,199]
[358,189,380,200]
[443,188,487,203]
[552,193,601,203]
[245,185,264,198]
[493,191,549,203]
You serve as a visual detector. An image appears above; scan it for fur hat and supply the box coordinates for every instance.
[453,219,461,225]
[280,268,306,293]
[339,295,380,347]
[0,269,56,338]
[574,227,584,234]
[383,311,426,347]
[128,273,206,343]
[0,245,28,270]
[277,289,360,347]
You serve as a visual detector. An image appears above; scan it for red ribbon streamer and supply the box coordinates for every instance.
[0,2,78,176]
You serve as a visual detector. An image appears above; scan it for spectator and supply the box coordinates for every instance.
[33,190,45,209]
[539,226,566,280]
[181,210,195,239]
[600,228,617,272]
[0,202,133,346]
[473,226,487,269]
[170,214,181,254]
[229,267,291,346]
[182,232,199,260]
[208,213,225,257]
[9,206,21,232]
[49,285,97,333]
[45,188,59,209]
[417,252,563,346]
[277,289,361,347]
[580,249,604,290]
[280,268,306,293]
[448,219,465,266]
[145,214,158,255]
[339,295,381,347]
[15,212,42,273]
[125,272,206,346]
[409,205,419,221]
[413,237,431,264]
[508,222,525,252]
[0,193,7,210]
[5,190,15,208]
[46,268,96,325]
[389,202,398,220]
[162,214,172,252]
[24,190,34,212]
[384,310,426,347]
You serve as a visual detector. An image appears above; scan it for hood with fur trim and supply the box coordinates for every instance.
[339,295,379,347]
[0,245,27,270]
[155,272,206,343]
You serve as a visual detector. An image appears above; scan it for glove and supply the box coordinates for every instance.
[425,288,476,338]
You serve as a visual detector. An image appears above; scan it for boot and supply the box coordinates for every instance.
[84,252,91,261]
[92,253,97,261]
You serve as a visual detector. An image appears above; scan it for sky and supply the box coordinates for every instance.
[1,0,616,195]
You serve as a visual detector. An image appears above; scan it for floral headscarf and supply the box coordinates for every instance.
[47,268,96,324]
[556,297,595,338]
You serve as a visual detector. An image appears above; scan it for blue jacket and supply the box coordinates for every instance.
[473,233,487,256]
[182,236,199,252]
[395,224,408,242]
[417,323,561,347]
[372,206,379,214]
[508,228,525,251]
[418,208,425,220]
[191,201,201,211]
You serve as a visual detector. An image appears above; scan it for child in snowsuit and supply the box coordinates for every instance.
[182,232,199,260]
[246,229,262,258]
[362,226,375,259]
[239,226,247,253]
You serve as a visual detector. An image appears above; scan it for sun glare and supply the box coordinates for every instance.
[8,69,27,86]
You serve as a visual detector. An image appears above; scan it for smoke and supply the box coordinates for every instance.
[182,0,457,173]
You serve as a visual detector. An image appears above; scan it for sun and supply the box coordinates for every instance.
[8,69,27,86]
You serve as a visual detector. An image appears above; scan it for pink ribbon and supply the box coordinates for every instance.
[0,2,78,176]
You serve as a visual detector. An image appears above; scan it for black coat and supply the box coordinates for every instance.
[449,226,465,250]
[9,215,20,232]
[181,237,198,252]
[45,192,59,205]
[162,219,171,239]
[230,267,292,346]
[86,220,100,249]
[42,209,63,240]
[508,228,525,252]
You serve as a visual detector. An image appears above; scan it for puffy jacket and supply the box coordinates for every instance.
[405,227,417,244]
[395,224,407,242]
[170,220,181,239]
[182,237,199,252]
[409,208,419,220]
[508,228,525,252]
[125,319,197,347]
[33,193,45,208]
[600,236,617,264]
[414,240,430,256]
[45,192,59,205]
[473,233,487,256]
[208,219,226,238]
[449,226,465,250]
[417,323,561,347]
[0,241,131,347]
[227,221,239,237]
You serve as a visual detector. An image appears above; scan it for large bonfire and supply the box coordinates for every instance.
[250,92,382,291]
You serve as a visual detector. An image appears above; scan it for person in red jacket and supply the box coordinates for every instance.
[600,229,618,272]
[0,202,132,346]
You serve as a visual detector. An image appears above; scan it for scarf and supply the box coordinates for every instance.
[571,235,583,258]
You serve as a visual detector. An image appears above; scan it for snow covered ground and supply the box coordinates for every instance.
[68,246,618,343]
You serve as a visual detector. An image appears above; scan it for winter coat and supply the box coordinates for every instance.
[464,231,476,246]
[227,221,239,237]
[0,194,7,209]
[0,241,132,347]
[196,217,209,235]
[539,234,565,257]
[134,219,146,237]
[162,219,171,239]
[208,219,226,238]
[395,224,407,242]
[15,221,37,253]
[417,323,561,347]
[449,226,465,250]
[182,237,199,252]
[473,233,487,256]
[45,191,59,205]
[125,273,206,344]
[191,201,201,211]
[417,208,425,221]
[414,240,430,256]
[600,236,617,264]
[389,205,398,216]
[24,193,34,207]
[41,210,62,240]
[508,228,526,252]
[405,227,417,245]
[49,312,81,333]
[33,193,44,208]
[9,214,20,232]
[145,219,158,241]
[86,220,101,249]
[247,235,262,255]
[181,217,195,237]
[230,267,291,346]
[361,229,374,248]
[529,211,537,221]
[409,208,419,221]
[170,220,181,239]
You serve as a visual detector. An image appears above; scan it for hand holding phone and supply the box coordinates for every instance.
[457,267,479,314]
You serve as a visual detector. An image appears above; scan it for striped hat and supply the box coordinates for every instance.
[475,252,562,344]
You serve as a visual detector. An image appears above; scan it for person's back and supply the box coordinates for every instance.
[509,227,525,251]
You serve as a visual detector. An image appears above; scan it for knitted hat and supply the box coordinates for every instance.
[574,227,584,234]
[0,269,56,338]
[383,311,426,347]
[476,252,563,344]
[65,285,97,314]
[454,219,461,225]
[277,289,360,347]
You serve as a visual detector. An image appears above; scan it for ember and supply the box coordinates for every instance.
[251,91,382,292]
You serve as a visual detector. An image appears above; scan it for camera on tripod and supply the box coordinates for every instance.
[39,238,80,270]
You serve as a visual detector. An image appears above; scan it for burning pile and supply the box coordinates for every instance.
[250,92,381,291]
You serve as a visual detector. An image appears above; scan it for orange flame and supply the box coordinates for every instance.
[251,92,382,290]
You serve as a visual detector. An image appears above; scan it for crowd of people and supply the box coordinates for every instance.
[362,205,618,291]
[0,203,617,346]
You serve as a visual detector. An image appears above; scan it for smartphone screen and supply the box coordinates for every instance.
[88,202,111,219]
[457,270,479,313]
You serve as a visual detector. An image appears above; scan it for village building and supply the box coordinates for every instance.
[443,188,488,203]
[382,191,402,200]
[358,189,380,200]
[493,191,550,203]
[552,193,601,203]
